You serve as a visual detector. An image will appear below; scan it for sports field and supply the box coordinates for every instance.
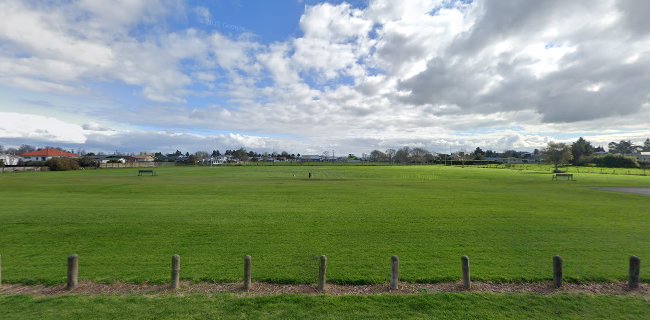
[1,165,649,285]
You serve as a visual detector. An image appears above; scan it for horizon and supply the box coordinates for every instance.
[1,0,650,154]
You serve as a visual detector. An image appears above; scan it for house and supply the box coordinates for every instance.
[19,148,78,162]
[636,152,650,163]
[300,155,322,162]
[208,156,229,165]
[0,154,21,166]
[128,155,155,162]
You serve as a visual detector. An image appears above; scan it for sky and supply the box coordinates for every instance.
[0,0,649,155]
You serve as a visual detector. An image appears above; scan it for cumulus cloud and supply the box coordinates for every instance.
[1,0,649,153]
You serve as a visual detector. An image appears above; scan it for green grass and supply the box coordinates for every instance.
[2,293,649,319]
[0,165,649,285]
[481,163,649,176]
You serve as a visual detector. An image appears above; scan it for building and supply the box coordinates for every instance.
[636,152,650,163]
[19,149,78,162]
[0,154,21,166]
[300,155,322,162]
[128,155,155,162]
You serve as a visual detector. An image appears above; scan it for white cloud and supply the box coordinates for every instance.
[1,1,650,153]
[0,112,87,143]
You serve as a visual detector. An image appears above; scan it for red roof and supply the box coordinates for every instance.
[19,148,78,158]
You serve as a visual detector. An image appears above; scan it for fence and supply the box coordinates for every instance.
[99,162,176,169]
[0,254,641,292]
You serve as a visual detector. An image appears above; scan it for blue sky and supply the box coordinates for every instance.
[0,0,649,154]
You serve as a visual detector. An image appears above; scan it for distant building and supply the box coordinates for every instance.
[128,155,155,162]
[0,154,21,166]
[19,149,78,162]
[300,155,322,162]
[636,152,650,163]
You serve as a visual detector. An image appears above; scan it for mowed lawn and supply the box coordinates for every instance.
[0,165,649,285]
[3,294,650,320]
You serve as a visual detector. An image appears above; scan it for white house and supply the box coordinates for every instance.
[0,154,21,166]
[636,152,650,163]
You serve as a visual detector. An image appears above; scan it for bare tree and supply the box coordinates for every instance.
[369,150,387,162]
[410,147,431,164]
[385,149,396,164]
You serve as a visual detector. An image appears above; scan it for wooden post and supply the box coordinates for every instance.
[629,256,640,289]
[390,256,399,290]
[318,255,327,292]
[461,256,470,289]
[67,255,78,290]
[244,255,252,291]
[171,255,180,289]
[553,256,563,288]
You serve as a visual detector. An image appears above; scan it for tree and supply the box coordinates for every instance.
[369,150,387,162]
[394,147,411,164]
[570,137,594,165]
[608,140,637,154]
[410,147,431,163]
[231,148,249,161]
[643,138,650,152]
[385,149,396,164]
[17,144,36,154]
[542,142,573,171]
[472,147,485,160]
[194,151,209,162]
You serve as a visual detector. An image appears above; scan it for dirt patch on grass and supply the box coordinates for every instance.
[1,281,648,297]
[596,188,650,196]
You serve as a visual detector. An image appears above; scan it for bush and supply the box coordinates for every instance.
[591,154,639,168]
[45,158,80,171]
[79,156,97,167]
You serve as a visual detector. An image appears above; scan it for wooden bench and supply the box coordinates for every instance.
[138,169,156,176]
[552,173,573,181]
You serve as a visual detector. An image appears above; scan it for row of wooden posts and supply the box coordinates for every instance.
[0,255,642,291]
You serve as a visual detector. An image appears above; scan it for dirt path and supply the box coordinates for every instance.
[1,281,648,297]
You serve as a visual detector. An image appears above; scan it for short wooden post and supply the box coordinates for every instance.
[171,255,180,289]
[461,256,470,289]
[390,256,399,290]
[553,255,563,288]
[318,255,327,291]
[629,256,640,289]
[244,255,252,291]
[67,255,78,290]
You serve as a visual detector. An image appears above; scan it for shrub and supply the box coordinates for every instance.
[45,158,80,171]
[591,154,639,168]
[79,156,97,167]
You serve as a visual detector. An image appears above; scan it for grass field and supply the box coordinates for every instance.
[0,165,649,285]
[2,293,650,319]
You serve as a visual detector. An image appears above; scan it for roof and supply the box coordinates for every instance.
[19,148,78,158]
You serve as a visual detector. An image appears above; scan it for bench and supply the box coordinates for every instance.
[552,173,573,181]
[138,169,156,176]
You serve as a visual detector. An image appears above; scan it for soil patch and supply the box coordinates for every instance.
[1,281,648,297]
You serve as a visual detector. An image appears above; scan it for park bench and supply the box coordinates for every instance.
[552,173,573,181]
[138,169,156,176]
